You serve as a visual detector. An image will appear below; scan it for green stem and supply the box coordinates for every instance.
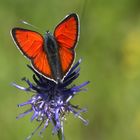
[52,119,65,140]
[58,121,65,140]
[57,126,65,140]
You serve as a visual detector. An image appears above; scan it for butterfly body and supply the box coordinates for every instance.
[11,13,79,83]
[44,32,63,82]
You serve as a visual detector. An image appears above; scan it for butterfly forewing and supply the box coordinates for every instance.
[54,13,79,49]
[12,28,44,58]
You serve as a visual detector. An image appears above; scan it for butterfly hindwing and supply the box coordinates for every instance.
[11,28,52,79]
[32,50,52,79]
[59,47,74,74]
[54,13,79,75]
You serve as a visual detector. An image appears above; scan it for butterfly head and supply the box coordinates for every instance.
[44,31,56,45]
[46,30,50,33]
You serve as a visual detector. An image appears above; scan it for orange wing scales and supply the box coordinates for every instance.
[12,28,52,79]
[33,51,52,78]
[54,14,79,76]
[14,30,43,58]
[59,47,74,73]
[54,16,78,49]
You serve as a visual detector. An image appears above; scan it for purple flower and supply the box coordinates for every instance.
[13,59,89,139]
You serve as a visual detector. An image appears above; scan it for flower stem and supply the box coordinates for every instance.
[58,121,65,140]
[57,127,65,140]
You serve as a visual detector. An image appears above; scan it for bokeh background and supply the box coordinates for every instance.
[0,0,140,140]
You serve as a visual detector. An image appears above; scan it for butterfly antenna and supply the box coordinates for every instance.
[20,20,39,29]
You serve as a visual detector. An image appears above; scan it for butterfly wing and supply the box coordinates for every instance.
[54,13,79,76]
[11,28,52,79]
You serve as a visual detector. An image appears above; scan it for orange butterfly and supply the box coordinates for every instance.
[11,13,79,83]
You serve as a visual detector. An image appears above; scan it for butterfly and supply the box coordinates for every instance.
[11,13,79,83]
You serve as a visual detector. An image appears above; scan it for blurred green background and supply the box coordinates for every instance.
[1,0,140,140]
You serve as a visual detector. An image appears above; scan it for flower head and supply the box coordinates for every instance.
[13,59,89,139]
